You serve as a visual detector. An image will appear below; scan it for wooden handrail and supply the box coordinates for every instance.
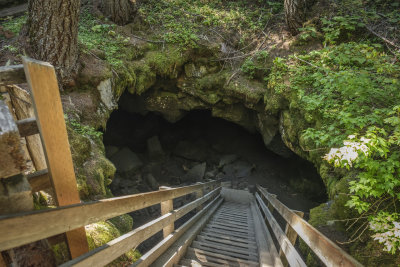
[61,186,222,267]
[255,193,306,267]
[256,185,363,267]
[0,180,219,251]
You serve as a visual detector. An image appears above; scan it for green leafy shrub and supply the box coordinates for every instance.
[1,15,27,34]
[269,42,400,253]
[65,115,103,138]
[78,9,131,68]
[138,0,276,49]
[321,15,365,45]
[241,51,269,79]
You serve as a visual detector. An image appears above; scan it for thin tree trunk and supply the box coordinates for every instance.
[101,0,137,25]
[26,0,80,84]
[284,0,307,35]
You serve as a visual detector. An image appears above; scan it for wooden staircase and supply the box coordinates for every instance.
[177,202,259,267]
[0,61,364,267]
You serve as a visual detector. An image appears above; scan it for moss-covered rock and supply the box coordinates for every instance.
[85,220,140,265]
[67,122,115,200]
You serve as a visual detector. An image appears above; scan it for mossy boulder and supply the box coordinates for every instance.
[67,122,116,200]
[85,219,140,265]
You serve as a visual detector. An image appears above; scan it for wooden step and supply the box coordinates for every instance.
[208,221,253,231]
[181,258,219,267]
[192,240,259,259]
[200,231,257,245]
[186,248,258,267]
[187,247,259,267]
[197,235,258,249]
[206,224,255,234]
[192,241,258,261]
[203,228,255,240]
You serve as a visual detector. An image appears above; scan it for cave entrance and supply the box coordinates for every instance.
[103,105,327,209]
[103,99,328,252]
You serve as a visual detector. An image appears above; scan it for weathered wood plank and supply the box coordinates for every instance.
[197,235,257,249]
[0,100,26,178]
[255,193,306,267]
[202,228,254,240]
[200,232,257,245]
[192,241,258,257]
[181,258,218,267]
[22,57,89,258]
[280,210,304,267]
[191,242,258,262]
[133,195,222,267]
[151,198,223,267]
[26,169,51,192]
[16,118,39,137]
[7,85,46,171]
[61,188,221,267]
[160,186,174,238]
[206,224,254,234]
[257,185,364,267]
[0,65,25,85]
[187,247,259,267]
[0,180,219,251]
[251,200,283,267]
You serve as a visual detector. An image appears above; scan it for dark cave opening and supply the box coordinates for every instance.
[103,106,327,204]
[103,99,328,252]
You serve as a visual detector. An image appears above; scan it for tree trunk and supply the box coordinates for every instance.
[284,0,307,35]
[101,0,137,25]
[26,0,80,84]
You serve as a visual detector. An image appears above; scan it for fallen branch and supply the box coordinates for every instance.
[366,25,400,51]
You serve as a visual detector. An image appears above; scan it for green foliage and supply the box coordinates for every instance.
[298,25,318,43]
[370,212,400,254]
[240,51,269,79]
[269,42,400,253]
[2,44,18,53]
[78,9,131,68]
[65,115,103,138]
[1,15,27,34]
[321,16,364,45]
[138,0,277,48]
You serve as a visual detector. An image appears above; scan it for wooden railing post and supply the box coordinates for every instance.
[195,186,204,213]
[159,186,174,238]
[22,57,89,259]
[279,210,304,267]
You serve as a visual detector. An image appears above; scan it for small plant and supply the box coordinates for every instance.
[65,115,102,138]
[298,26,318,42]
[2,45,18,53]
[78,9,131,68]
[321,16,365,45]
[241,51,269,79]
[1,15,27,35]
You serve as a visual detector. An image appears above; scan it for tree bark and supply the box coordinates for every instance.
[26,0,80,84]
[101,0,137,25]
[284,0,307,35]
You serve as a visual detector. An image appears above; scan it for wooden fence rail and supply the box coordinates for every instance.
[62,187,221,267]
[256,185,363,267]
[0,180,219,251]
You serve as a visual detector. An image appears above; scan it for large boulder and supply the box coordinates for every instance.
[173,140,208,162]
[147,136,164,159]
[145,174,159,190]
[110,147,143,174]
[182,162,206,182]
[219,154,239,168]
